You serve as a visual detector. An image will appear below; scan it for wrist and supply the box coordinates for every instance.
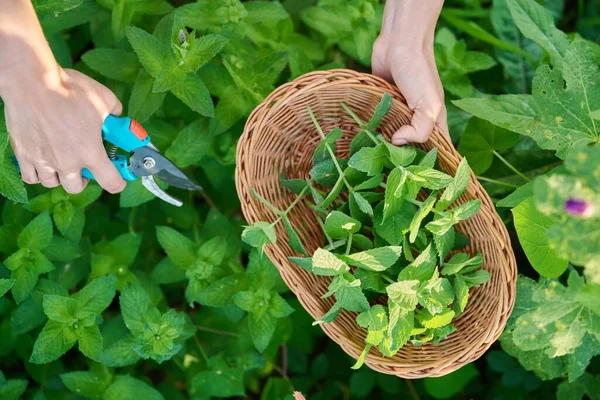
[379,0,443,47]
[0,58,64,102]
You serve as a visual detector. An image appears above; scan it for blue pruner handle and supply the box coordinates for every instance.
[82,115,151,182]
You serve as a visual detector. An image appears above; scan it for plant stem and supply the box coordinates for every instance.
[200,190,218,210]
[406,198,444,216]
[383,275,395,284]
[307,106,354,190]
[196,325,238,337]
[493,151,531,182]
[172,356,186,372]
[194,334,209,364]
[405,380,421,400]
[128,208,136,235]
[340,102,379,144]
[345,234,353,255]
[281,344,288,378]
[476,176,521,189]
[270,184,311,228]
[317,214,334,247]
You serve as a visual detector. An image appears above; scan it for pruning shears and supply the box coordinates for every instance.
[15,115,201,207]
[82,115,202,207]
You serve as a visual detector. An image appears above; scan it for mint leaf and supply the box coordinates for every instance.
[342,247,402,272]
[241,222,276,254]
[61,370,112,398]
[407,166,453,190]
[248,311,276,353]
[0,279,14,297]
[409,194,437,243]
[156,226,196,269]
[77,325,103,361]
[72,275,117,316]
[399,244,437,281]
[30,320,77,364]
[442,253,484,276]
[324,211,361,239]
[244,1,289,24]
[104,375,164,400]
[311,248,349,276]
[17,212,53,251]
[417,309,455,329]
[351,192,373,216]
[382,141,417,167]
[129,70,167,123]
[367,93,393,130]
[5,249,55,303]
[282,216,307,256]
[0,158,27,204]
[383,167,408,221]
[126,27,165,77]
[348,144,387,176]
[170,73,215,117]
[42,295,78,323]
[180,34,228,73]
[437,158,471,209]
[165,119,217,168]
[387,280,420,310]
[81,48,140,82]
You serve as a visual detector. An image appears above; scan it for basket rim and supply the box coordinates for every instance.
[235,69,517,378]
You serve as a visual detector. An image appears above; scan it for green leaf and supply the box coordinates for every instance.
[409,194,437,243]
[78,324,103,361]
[81,48,140,82]
[170,73,215,117]
[513,198,568,278]
[407,166,453,190]
[30,320,77,364]
[351,192,373,216]
[5,249,55,304]
[196,275,248,308]
[442,253,484,276]
[383,167,408,221]
[348,144,387,176]
[324,211,361,239]
[126,26,166,77]
[156,226,196,269]
[374,202,414,246]
[453,277,469,314]
[512,271,600,358]
[103,375,164,400]
[73,275,117,316]
[128,70,167,123]
[387,280,420,310]
[0,279,14,297]
[282,216,307,256]
[419,275,455,315]
[506,0,569,67]
[0,158,27,204]
[180,34,228,73]
[248,311,276,353]
[457,118,519,174]
[342,247,402,272]
[367,93,393,130]
[191,356,245,397]
[246,251,281,291]
[120,283,160,337]
[383,142,417,167]
[557,373,600,400]
[42,295,78,323]
[418,309,455,329]
[61,370,112,399]
[244,1,289,24]
[399,244,437,281]
[423,364,479,400]
[0,373,28,400]
[311,248,349,276]
[17,212,53,251]
[241,222,277,254]
[335,277,370,313]
[438,158,471,209]
[133,309,186,363]
[165,119,217,168]
[112,0,135,40]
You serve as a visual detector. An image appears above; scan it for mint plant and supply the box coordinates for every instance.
[242,93,489,368]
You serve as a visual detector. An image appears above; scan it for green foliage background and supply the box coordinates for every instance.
[1,0,600,399]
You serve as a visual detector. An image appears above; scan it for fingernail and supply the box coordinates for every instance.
[392,138,408,146]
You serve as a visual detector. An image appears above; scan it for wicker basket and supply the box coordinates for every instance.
[235,69,517,378]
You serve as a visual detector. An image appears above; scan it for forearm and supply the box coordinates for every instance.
[0,0,61,97]
[380,0,444,47]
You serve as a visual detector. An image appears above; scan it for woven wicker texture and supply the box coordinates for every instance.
[235,69,517,378]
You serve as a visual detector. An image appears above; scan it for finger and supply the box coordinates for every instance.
[436,105,450,137]
[392,106,437,145]
[36,165,60,188]
[17,158,39,184]
[59,170,88,194]
[87,157,126,194]
[110,96,123,116]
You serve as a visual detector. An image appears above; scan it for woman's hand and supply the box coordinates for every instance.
[0,0,126,194]
[2,68,126,194]
[371,0,448,145]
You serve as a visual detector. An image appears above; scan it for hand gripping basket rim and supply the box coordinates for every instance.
[235,69,517,378]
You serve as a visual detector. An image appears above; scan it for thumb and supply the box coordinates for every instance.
[392,104,436,145]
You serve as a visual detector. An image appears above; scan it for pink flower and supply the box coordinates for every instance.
[294,391,306,400]
[565,198,592,216]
